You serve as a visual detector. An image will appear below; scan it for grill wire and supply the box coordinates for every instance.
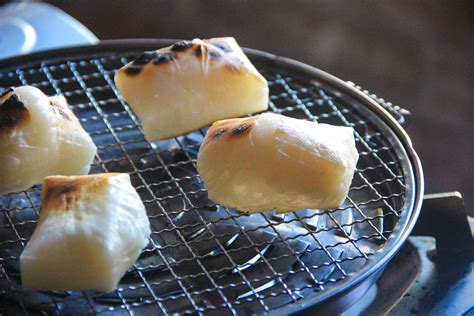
[0,50,407,315]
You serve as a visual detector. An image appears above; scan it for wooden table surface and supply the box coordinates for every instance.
[49,0,474,212]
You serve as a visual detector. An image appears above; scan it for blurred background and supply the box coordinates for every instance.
[3,0,474,210]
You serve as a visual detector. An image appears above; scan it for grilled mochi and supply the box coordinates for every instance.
[20,173,151,291]
[114,37,269,141]
[197,113,359,213]
[0,86,96,195]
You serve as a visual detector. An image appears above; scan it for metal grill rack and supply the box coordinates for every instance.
[0,45,414,315]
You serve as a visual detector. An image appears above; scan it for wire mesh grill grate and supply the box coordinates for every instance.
[0,48,409,315]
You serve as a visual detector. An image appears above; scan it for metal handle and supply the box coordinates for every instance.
[346,81,412,128]
[412,192,473,259]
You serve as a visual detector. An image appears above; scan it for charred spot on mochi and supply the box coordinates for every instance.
[0,87,14,98]
[44,180,81,210]
[133,51,158,65]
[0,91,30,132]
[213,128,227,139]
[43,174,117,210]
[205,118,256,145]
[153,52,175,65]
[124,51,159,76]
[50,99,71,121]
[194,45,202,57]
[171,40,193,52]
[232,122,253,136]
[45,177,82,196]
[212,42,232,53]
[124,65,143,76]
[209,50,221,59]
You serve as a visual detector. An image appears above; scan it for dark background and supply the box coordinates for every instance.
[48,0,473,211]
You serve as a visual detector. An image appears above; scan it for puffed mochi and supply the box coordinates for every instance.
[115,37,269,141]
[0,86,96,195]
[20,173,151,291]
[197,113,359,213]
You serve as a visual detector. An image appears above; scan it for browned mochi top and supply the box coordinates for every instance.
[121,38,242,76]
[42,174,120,213]
[170,40,193,52]
[0,88,30,133]
[202,117,257,147]
[124,50,176,75]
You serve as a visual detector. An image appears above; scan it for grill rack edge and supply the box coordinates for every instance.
[0,44,418,315]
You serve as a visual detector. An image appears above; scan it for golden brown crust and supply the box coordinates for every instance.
[0,89,30,133]
[42,174,120,211]
[202,116,257,147]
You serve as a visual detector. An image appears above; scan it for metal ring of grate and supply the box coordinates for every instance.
[0,41,423,315]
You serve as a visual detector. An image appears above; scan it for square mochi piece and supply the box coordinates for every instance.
[114,37,269,141]
[20,173,151,292]
[197,113,359,213]
[0,86,97,194]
